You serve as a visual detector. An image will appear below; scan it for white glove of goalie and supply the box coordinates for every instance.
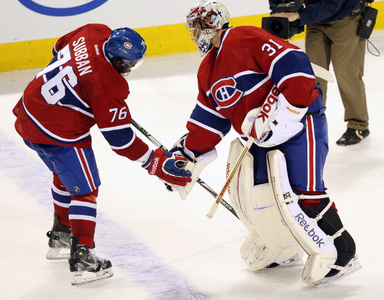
[242,93,308,148]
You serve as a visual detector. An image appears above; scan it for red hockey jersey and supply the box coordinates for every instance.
[184,26,319,154]
[13,24,149,161]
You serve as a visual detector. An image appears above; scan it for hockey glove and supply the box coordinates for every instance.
[243,93,307,148]
[169,133,197,162]
[168,134,218,198]
[142,149,192,187]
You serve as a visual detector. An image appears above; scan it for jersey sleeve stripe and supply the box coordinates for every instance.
[99,123,132,132]
[190,103,231,136]
[276,72,316,88]
[196,99,227,118]
[110,138,135,150]
[100,124,136,149]
[188,118,225,139]
[268,48,304,77]
[269,49,315,85]
[58,104,94,118]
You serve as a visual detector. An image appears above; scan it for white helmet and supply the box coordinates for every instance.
[186,1,230,56]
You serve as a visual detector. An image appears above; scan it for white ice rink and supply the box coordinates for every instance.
[1,31,384,300]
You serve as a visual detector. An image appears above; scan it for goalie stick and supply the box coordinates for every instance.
[207,137,255,219]
[311,63,334,83]
[131,118,239,219]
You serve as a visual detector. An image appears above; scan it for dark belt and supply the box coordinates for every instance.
[306,110,320,116]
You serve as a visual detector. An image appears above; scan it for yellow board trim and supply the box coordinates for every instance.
[1,2,383,73]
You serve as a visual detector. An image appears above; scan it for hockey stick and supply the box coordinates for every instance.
[131,118,239,219]
[311,63,334,83]
[207,137,254,219]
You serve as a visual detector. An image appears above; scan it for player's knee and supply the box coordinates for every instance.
[72,189,98,203]
[53,172,67,191]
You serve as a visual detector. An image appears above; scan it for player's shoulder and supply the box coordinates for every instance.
[223,26,299,51]
[80,23,112,35]
[225,26,267,41]
[55,23,112,53]
[77,23,112,45]
[219,26,266,52]
[95,58,129,99]
[87,23,113,37]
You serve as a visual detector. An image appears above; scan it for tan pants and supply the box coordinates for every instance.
[305,13,369,130]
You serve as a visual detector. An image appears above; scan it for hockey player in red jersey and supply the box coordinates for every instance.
[12,24,191,285]
[173,1,361,286]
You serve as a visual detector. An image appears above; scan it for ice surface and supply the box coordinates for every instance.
[1,31,383,299]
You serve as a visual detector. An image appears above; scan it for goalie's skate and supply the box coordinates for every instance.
[46,215,72,260]
[266,251,304,269]
[69,237,113,286]
[312,255,362,287]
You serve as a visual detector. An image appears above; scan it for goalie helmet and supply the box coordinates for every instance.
[104,27,147,76]
[186,0,230,56]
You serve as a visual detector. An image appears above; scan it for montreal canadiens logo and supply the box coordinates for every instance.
[211,77,244,109]
[124,42,132,49]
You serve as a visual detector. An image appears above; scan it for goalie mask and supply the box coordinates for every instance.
[104,27,147,76]
[186,0,230,56]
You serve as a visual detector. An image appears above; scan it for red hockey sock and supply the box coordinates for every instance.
[52,173,70,227]
[296,189,337,212]
[69,190,98,248]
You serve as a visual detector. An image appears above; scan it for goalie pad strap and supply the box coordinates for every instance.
[311,200,334,224]
[324,227,346,247]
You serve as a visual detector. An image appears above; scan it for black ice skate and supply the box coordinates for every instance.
[46,215,72,260]
[69,236,113,286]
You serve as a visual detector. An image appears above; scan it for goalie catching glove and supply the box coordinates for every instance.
[242,93,308,148]
[142,148,192,187]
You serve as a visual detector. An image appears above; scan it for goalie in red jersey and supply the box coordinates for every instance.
[172,1,360,286]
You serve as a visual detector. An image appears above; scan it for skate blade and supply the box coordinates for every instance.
[71,268,114,286]
[46,248,70,260]
[277,257,304,268]
[313,256,362,287]
[265,258,304,270]
[265,251,305,269]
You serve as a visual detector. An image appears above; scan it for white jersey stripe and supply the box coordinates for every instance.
[188,118,225,139]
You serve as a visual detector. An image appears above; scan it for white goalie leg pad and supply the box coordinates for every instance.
[178,148,218,200]
[227,138,302,270]
[266,150,339,285]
